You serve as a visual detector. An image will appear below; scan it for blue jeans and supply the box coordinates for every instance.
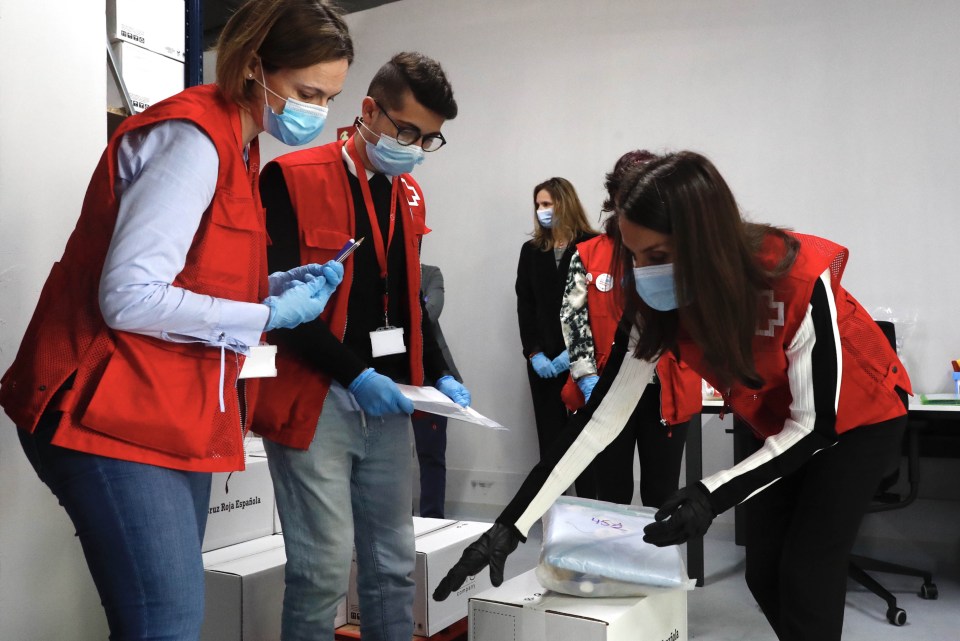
[264,385,415,641]
[18,409,211,641]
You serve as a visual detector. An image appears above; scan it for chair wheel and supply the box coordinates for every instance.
[920,582,939,600]
[887,607,907,626]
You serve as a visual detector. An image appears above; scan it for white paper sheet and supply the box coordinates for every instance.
[396,384,508,430]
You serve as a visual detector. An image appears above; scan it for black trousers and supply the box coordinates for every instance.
[526,363,597,498]
[592,381,689,507]
[740,414,906,641]
[411,413,447,518]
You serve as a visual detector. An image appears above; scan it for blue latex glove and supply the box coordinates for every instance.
[576,375,599,402]
[348,368,414,416]
[437,375,471,407]
[551,349,570,374]
[263,261,343,331]
[267,263,332,297]
[530,353,556,378]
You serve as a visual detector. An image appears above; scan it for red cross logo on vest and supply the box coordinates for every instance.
[757,290,785,337]
[400,177,421,208]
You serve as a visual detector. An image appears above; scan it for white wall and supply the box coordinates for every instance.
[0,1,110,640]
[324,0,960,506]
[2,1,959,638]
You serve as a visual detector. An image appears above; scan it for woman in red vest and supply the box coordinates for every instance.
[438,151,910,641]
[560,150,702,508]
[0,1,353,638]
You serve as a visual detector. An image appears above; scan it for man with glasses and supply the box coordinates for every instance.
[253,52,466,641]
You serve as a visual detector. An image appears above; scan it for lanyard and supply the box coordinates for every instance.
[347,139,399,324]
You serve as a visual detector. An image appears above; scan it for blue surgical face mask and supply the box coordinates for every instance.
[357,119,424,175]
[258,72,328,146]
[632,263,679,311]
[536,208,553,228]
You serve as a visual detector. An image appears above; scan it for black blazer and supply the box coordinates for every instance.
[515,233,596,359]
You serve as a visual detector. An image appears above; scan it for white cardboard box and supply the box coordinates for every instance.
[203,454,276,552]
[201,535,286,641]
[201,535,345,640]
[244,439,283,535]
[110,41,184,113]
[469,569,687,641]
[347,519,494,636]
[107,0,185,61]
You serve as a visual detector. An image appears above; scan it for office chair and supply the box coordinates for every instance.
[847,320,938,626]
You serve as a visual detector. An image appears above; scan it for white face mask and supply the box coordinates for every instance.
[536,208,554,228]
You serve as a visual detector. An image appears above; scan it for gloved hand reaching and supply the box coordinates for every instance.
[642,483,716,547]
[437,375,471,407]
[530,353,556,378]
[348,368,414,416]
[576,374,599,402]
[551,349,571,374]
[263,261,343,331]
[267,262,338,297]
[432,523,523,601]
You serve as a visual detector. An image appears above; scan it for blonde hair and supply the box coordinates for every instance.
[531,177,594,250]
[215,0,353,105]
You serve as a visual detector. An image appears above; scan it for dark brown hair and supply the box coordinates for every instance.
[368,52,458,120]
[216,0,354,104]
[531,177,595,251]
[617,151,798,388]
[601,150,660,316]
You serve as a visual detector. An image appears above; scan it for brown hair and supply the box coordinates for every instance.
[600,150,660,316]
[531,177,595,251]
[616,151,798,388]
[216,0,354,105]
[368,52,458,120]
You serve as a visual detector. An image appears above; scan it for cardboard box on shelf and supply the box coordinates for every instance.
[202,453,276,553]
[347,519,494,637]
[469,569,687,641]
[110,41,183,113]
[107,0,185,61]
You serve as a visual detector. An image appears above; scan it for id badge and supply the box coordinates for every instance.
[238,343,278,379]
[370,326,406,357]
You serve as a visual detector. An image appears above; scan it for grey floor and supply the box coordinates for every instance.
[448,508,960,641]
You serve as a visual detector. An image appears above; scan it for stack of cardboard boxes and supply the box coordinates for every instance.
[198,437,499,640]
[107,0,185,113]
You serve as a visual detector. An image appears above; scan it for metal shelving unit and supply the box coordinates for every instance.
[107,0,203,136]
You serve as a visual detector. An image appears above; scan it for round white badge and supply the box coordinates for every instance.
[595,273,614,292]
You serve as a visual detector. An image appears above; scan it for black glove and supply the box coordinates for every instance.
[432,522,523,601]
[642,483,716,547]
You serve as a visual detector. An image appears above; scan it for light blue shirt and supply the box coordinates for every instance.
[99,120,268,354]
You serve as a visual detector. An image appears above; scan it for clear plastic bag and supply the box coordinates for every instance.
[536,496,695,597]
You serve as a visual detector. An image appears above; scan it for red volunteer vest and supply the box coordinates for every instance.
[678,232,911,438]
[561,235,702,424]
[250,137,429,449]
[0,84,267,472]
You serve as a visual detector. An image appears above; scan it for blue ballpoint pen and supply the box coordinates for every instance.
[335,237,365,263]
[333,238,355,261]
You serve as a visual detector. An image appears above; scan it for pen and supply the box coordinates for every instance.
[333,238,355,262]
[335,237,365,263]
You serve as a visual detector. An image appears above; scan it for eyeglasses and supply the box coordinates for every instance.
[374,100,446,152]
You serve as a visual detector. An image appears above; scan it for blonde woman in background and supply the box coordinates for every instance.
[515,177,599,497]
